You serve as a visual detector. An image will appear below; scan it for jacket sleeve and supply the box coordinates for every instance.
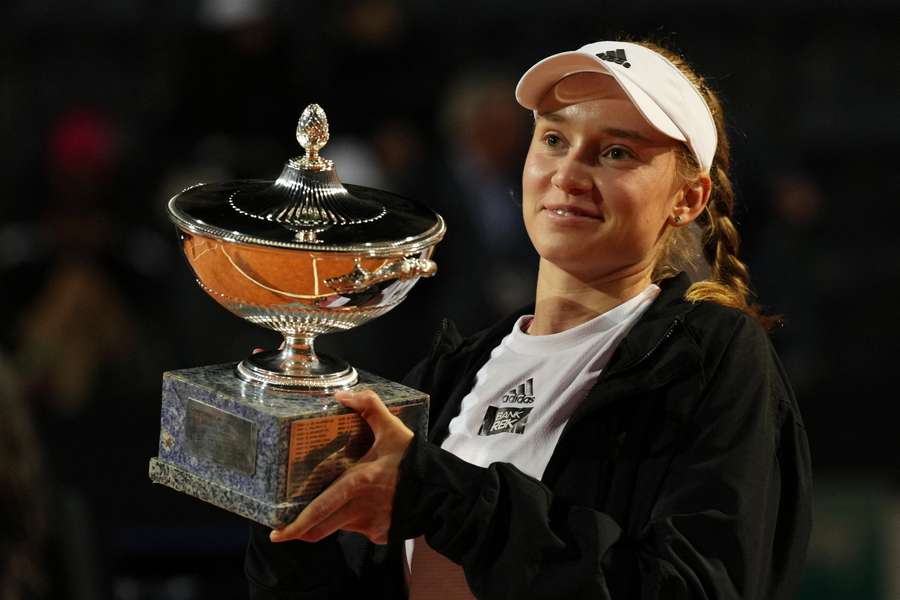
[245,519,409,599]
[388,315,812,600]
[244,523,357,599]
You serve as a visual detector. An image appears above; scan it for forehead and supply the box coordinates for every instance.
[536,73,672,144]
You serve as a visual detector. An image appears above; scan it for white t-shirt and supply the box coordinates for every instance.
[440,283,661,479]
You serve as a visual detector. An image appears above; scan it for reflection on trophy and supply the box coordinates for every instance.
[149,104,444,528]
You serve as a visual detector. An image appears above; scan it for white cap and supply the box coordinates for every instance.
[515,41,717,173]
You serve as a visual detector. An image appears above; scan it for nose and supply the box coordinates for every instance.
[550,155,592,196]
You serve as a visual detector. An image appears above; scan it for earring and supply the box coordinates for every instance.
[672,215,682,224]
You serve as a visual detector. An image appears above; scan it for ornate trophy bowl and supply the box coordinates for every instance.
[168,104,444,392]
[149,105,443,527]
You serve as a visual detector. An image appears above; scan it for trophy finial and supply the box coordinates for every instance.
[295,104,333,171]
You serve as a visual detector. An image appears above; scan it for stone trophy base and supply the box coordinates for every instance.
[149,363,428,529]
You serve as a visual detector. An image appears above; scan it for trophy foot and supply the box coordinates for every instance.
[236,350,358,393]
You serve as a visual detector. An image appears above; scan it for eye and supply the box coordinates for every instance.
[601,145,636,161]
[542,133,563,148]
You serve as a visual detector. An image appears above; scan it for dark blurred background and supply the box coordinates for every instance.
[1,1,898,598]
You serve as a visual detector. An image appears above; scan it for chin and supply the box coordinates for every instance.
[536,247,597,275]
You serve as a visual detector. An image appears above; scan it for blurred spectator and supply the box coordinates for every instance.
[428,69,536,334]
[371,118,429,197]
[164,0,297,179]
[750,171,828,399]
[1,350,104,600]
[17,259,138,414]
[0,352,46,600]
[15,108,145,408]
[326,135,389,190]
[5,106,180,597]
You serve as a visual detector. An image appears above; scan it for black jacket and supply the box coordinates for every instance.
[246,273,812,599]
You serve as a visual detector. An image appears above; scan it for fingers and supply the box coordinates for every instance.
[334,389,388,421]
[270,468,393,544]
[271,474,353,542]
[251,341,286,354]
[334,389,399,440]
[288,496,389,544]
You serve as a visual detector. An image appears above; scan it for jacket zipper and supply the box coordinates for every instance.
[543,315,685,484]
[605,315,684,380]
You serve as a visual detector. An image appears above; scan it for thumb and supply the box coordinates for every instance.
[334,389,396,438]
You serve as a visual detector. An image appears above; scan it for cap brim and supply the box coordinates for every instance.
[515,51,687,143]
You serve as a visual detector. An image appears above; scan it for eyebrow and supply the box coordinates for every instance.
[538,113,566,123]
[602,127,653,143]
[536,114,654,144]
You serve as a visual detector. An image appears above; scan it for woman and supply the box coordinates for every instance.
[246,40,812,599]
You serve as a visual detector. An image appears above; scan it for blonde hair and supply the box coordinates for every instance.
[642,41,776,329]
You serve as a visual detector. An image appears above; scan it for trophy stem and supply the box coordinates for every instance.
[279,334,319,373]
[235,331,358,392]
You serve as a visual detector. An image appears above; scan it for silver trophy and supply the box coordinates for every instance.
[149,105,444,527]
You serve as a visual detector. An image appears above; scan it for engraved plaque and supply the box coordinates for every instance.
[286,404,420,502]
[286,412,373,502]
[186,398,257,475]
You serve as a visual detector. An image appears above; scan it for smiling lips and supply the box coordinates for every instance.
[543,204,603,220]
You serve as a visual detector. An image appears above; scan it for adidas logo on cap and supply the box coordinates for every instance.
[595,48,631,68]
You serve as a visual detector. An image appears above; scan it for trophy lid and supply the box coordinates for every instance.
[168,104,444,256]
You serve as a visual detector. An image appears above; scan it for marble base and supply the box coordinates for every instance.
[149,362,428,528]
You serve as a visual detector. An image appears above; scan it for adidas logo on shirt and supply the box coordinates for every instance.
[595,48,631,68]
[501,377,535,404]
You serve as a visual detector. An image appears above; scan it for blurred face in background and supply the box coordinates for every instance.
[521,73,688,283]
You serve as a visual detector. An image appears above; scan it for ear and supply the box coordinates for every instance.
[671,173,711,226]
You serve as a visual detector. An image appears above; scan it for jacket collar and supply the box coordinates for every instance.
[602,272,695,376]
